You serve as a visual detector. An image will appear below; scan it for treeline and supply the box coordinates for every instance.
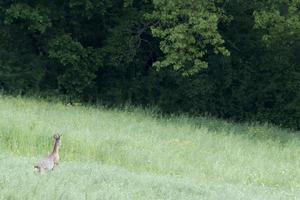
[0,0,299,129]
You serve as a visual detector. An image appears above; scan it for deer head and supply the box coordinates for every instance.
[53,133,62,147]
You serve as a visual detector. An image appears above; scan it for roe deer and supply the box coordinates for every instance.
[34,134,62,172]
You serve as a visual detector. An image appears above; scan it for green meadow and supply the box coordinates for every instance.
[0,95,299,199]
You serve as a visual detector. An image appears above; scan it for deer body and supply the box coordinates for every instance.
[34,134,61,172]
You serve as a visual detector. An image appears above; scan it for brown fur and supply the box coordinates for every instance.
[34,134,62,172]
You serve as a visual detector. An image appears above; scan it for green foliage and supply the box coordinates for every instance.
[252,0,300,128]
[0,0,299,129]
[48,35,100,98]
[148,0,230,75]
[101,8,143,67]
[5,3,51,33]
[254,0,300,45]
[0,19,46,93]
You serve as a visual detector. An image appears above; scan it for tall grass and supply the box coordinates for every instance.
[0,95,300,199]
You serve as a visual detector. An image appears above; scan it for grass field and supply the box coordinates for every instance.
[0,95,300,199]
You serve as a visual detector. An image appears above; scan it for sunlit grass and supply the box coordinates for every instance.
[0,95,300,199]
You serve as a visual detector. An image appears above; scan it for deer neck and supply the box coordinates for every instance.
[52,141,60,155]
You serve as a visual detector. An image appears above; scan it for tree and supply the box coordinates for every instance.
[148,0,230,75]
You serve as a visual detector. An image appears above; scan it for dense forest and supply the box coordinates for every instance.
[0,0,299,129]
